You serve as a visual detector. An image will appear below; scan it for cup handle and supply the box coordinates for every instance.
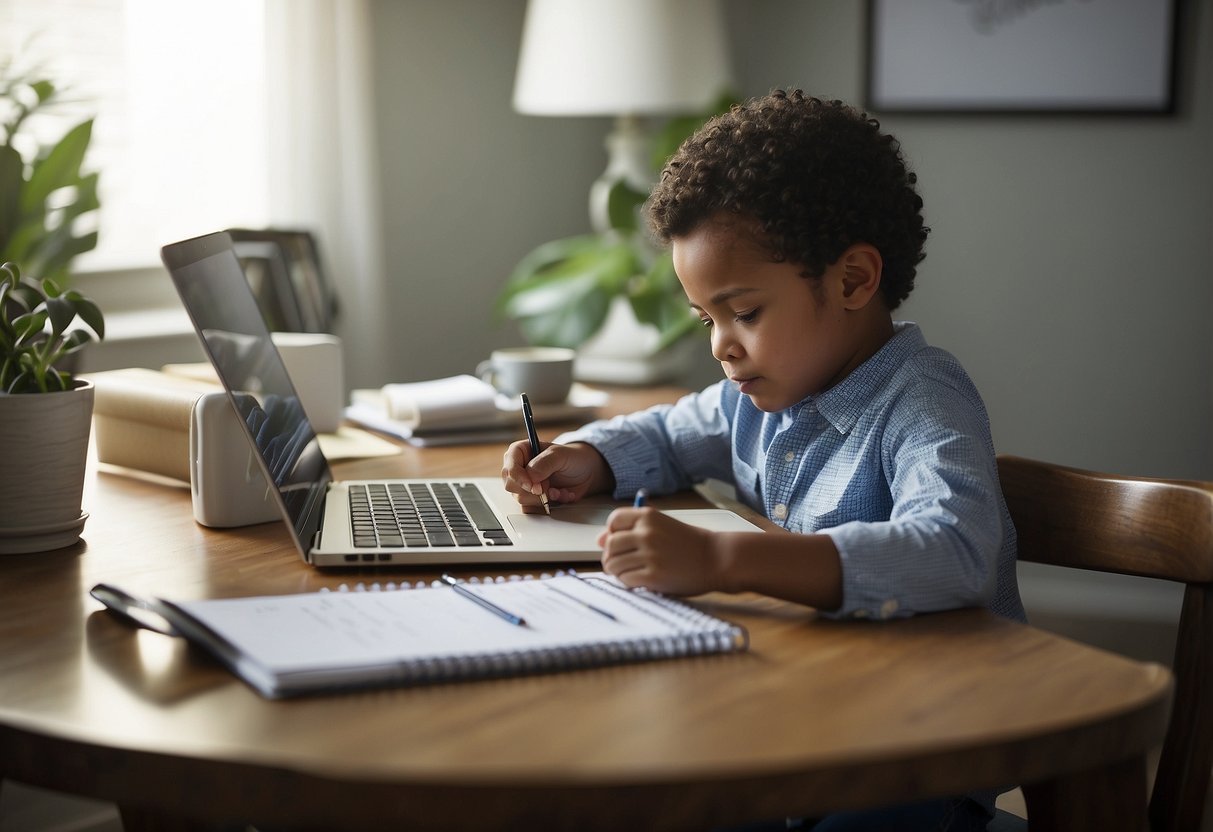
[475,360,495,386]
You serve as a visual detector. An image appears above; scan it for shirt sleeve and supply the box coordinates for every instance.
[555,381,737,500]
[820,381,1005,620]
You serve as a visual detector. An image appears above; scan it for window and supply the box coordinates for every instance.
[3,0,271,271]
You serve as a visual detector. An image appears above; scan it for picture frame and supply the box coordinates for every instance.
[866,0,1179,115]
[227,228,339,334]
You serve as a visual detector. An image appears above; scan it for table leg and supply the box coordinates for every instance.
[1022,754,1148,832]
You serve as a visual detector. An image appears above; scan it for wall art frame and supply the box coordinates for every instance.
[866,0,1180,115]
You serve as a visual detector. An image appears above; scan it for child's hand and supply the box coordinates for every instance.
[501,440,612,513]
[598,507,721,596]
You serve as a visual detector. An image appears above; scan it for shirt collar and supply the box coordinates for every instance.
[810,321,926,434]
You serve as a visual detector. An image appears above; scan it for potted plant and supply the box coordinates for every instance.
[0,261,105,553]
[495,96,734,385]
[1,59,101,285]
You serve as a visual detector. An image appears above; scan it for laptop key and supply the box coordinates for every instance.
[455,484,505,531]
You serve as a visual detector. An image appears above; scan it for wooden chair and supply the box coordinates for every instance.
[993,455,1213,832]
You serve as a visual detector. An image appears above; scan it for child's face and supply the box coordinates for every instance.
[673,221,880,412]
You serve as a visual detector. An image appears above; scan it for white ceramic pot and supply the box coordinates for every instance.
[0,380,94,553]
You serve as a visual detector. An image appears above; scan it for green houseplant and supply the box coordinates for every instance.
[496,96,734,383]
[0,261,105,553]
[0,61,101,285]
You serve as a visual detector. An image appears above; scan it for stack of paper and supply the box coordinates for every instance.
[344,375,607,447]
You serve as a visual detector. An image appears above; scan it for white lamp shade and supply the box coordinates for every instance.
[513,0,733,116]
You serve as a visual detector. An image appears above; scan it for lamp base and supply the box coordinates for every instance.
[573,297,700,385]
[588,114,654,234]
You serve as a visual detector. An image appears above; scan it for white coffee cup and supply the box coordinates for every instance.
[476,346,575,404]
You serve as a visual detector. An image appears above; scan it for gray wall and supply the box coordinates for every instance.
[369,0,1213,483]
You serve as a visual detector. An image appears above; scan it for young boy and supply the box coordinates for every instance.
[502,90,1023,827]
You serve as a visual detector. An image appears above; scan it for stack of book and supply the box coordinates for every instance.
[87,367,224,482]
[344,375,607,447]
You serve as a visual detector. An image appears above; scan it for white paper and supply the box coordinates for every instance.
[176,574,708,677]
[380,375,498,428]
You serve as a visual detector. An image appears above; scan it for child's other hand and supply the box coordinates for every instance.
[501,440,611,513]
[598,507,721,596]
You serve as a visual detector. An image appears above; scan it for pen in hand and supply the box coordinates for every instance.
[634,488,648,508]
[520,393,550,515]
[440,574,528,627]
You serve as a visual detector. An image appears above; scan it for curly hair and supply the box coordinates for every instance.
[647,89,928,309]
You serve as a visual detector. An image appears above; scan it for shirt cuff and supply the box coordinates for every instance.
[821,523,909,621]
[556,421,666,500]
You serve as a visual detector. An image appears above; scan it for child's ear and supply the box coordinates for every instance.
[838,243,883,310]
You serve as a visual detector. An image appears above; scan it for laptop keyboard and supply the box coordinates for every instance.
[349,483,513,549]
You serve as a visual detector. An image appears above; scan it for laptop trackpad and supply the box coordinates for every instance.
[506,505,613,544]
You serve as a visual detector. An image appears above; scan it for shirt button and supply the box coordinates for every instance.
[773,504,788,520]
[784,451,795,463]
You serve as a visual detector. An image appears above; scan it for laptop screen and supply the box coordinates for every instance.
[162,232,331,552]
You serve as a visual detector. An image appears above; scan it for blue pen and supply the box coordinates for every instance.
[440,574,527,627]
[634,488,648,507]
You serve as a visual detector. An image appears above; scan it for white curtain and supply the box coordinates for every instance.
[264,0,387,389]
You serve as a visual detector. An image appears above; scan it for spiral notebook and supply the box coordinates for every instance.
[93,573,748,698]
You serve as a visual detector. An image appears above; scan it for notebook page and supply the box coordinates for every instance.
[174,574,705,676]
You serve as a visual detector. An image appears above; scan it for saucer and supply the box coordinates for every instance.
[0,512,89,554]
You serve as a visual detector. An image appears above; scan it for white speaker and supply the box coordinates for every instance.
[189,393,280,528]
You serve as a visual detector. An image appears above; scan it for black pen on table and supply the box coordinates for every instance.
[520,392,550,514]
[440,574,527,627]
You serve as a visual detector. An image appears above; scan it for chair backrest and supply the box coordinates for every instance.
[997,454,1213,832]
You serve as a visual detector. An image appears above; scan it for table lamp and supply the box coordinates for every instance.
[513,0,733,233]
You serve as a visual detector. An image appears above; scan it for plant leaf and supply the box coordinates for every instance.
[517,284,612,348]
[19,118,93,218]
[43,294,74,335]
[2,217,45,267]
[6,368,34,394]
[65,292,104,339]
[30,80,55,104]
[12,309,46,344]
[59,328,92,353]
[604,179,648,232]
[6,280,43,312]
[0,146,23,256]
[498,236,644,347]
[498,235,605,306]
[25,214,99,284]
[629,253,703,351]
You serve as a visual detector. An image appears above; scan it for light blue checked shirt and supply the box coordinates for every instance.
[559,322,1025,622]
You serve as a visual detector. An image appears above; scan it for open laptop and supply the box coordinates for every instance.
[161,231,760,567]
